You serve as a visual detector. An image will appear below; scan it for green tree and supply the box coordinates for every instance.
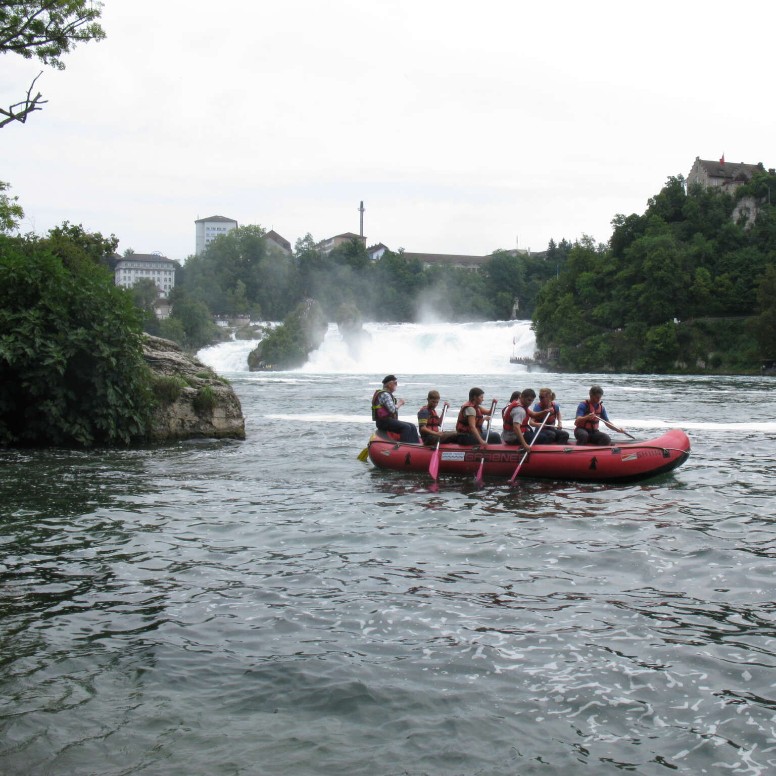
[0,228,151,447]
[184,225,297,319]
[131,278,160,313]
[754,264,776,360]
[372,251,425,320]
[167,288,218,351]
[129,277,161,335]
[484,251,526,319]
[535,173,774,373]
[46,220,118,269]
[0,181,24,231]
[1,0,106,128]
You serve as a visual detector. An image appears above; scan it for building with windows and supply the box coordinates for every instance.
[316,232,366,255]
[114,253,178,297]
[195,215,238,255]
[687,157,765,191]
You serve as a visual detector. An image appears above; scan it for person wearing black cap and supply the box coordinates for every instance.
[371,375,420,443]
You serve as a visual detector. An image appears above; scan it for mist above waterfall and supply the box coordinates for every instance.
[198,320,536,375]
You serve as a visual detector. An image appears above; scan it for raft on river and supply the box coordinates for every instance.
[366,428,691,484]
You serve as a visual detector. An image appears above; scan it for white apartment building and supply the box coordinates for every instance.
[195,215,238,255]
[114,253,178,297]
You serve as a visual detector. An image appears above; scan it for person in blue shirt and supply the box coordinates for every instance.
[532,387,570,444]
[574,385,624,445]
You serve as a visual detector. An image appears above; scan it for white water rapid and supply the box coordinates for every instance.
[197,320,536,375]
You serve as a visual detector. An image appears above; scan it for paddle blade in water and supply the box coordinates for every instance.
[475,458,485,486]
[357,446,369,462]
[429,449,440,480]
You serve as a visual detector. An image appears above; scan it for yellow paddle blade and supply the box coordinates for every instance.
[357,446,369,462]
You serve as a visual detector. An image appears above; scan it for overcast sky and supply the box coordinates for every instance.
[2,0,774,261]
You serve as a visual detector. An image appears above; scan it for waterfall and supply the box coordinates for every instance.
[197,320,536,375]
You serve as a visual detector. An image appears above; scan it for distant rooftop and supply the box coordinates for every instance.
[195,215,238,224]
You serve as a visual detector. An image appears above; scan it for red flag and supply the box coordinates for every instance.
[720,154,725,165]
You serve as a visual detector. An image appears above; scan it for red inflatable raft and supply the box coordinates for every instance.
[366,428,691,484]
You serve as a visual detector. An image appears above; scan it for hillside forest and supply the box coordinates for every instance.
[165,173,776,373]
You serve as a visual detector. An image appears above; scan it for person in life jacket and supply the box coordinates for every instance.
[417,390,459,446]
[574,385,624,445]
[371,374,420,443]
[531,387,570,444]
[455,387,501,446]
[501,388,551,449]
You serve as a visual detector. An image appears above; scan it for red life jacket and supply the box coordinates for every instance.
[534,401,559,426]
[502,400,529,433]
[418,405,441,432]
[371,390,396,422]
[501,400,519,432]
[456,401,483,433]
[579,400,602,431]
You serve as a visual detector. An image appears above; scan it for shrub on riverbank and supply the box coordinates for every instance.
[0,230,152,446]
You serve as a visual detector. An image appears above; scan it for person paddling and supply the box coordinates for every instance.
[532,387,570,444]
[502,388,553,449]
[417,390,458,446]
[455,387,500,446]
[574,385,625,445]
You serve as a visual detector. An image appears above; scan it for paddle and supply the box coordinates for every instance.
[508,410,550,484]
[357,444,369,462]
[428,402,450,481]
[595,413,635,440]
[475,399,498,487]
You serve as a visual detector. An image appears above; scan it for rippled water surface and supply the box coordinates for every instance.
[2,367,775,775]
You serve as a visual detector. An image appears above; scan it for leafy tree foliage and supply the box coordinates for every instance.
[165,287,220,351]
[0,226,151,447]
[754,264,776,360]
[181,226,568,329]
[533,175,776,372]
[182,225,292,319]
[1,0,106,128]
[0,181,24,231]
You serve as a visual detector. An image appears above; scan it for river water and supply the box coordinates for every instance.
[2,321,775,776]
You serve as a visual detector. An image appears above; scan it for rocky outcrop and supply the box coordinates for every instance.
[142,335,245,442]
[248,298,328,371]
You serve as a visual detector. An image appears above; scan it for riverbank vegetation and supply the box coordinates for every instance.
[173,171,775,373]
[533,173,776,373]
[0,222,152,446]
